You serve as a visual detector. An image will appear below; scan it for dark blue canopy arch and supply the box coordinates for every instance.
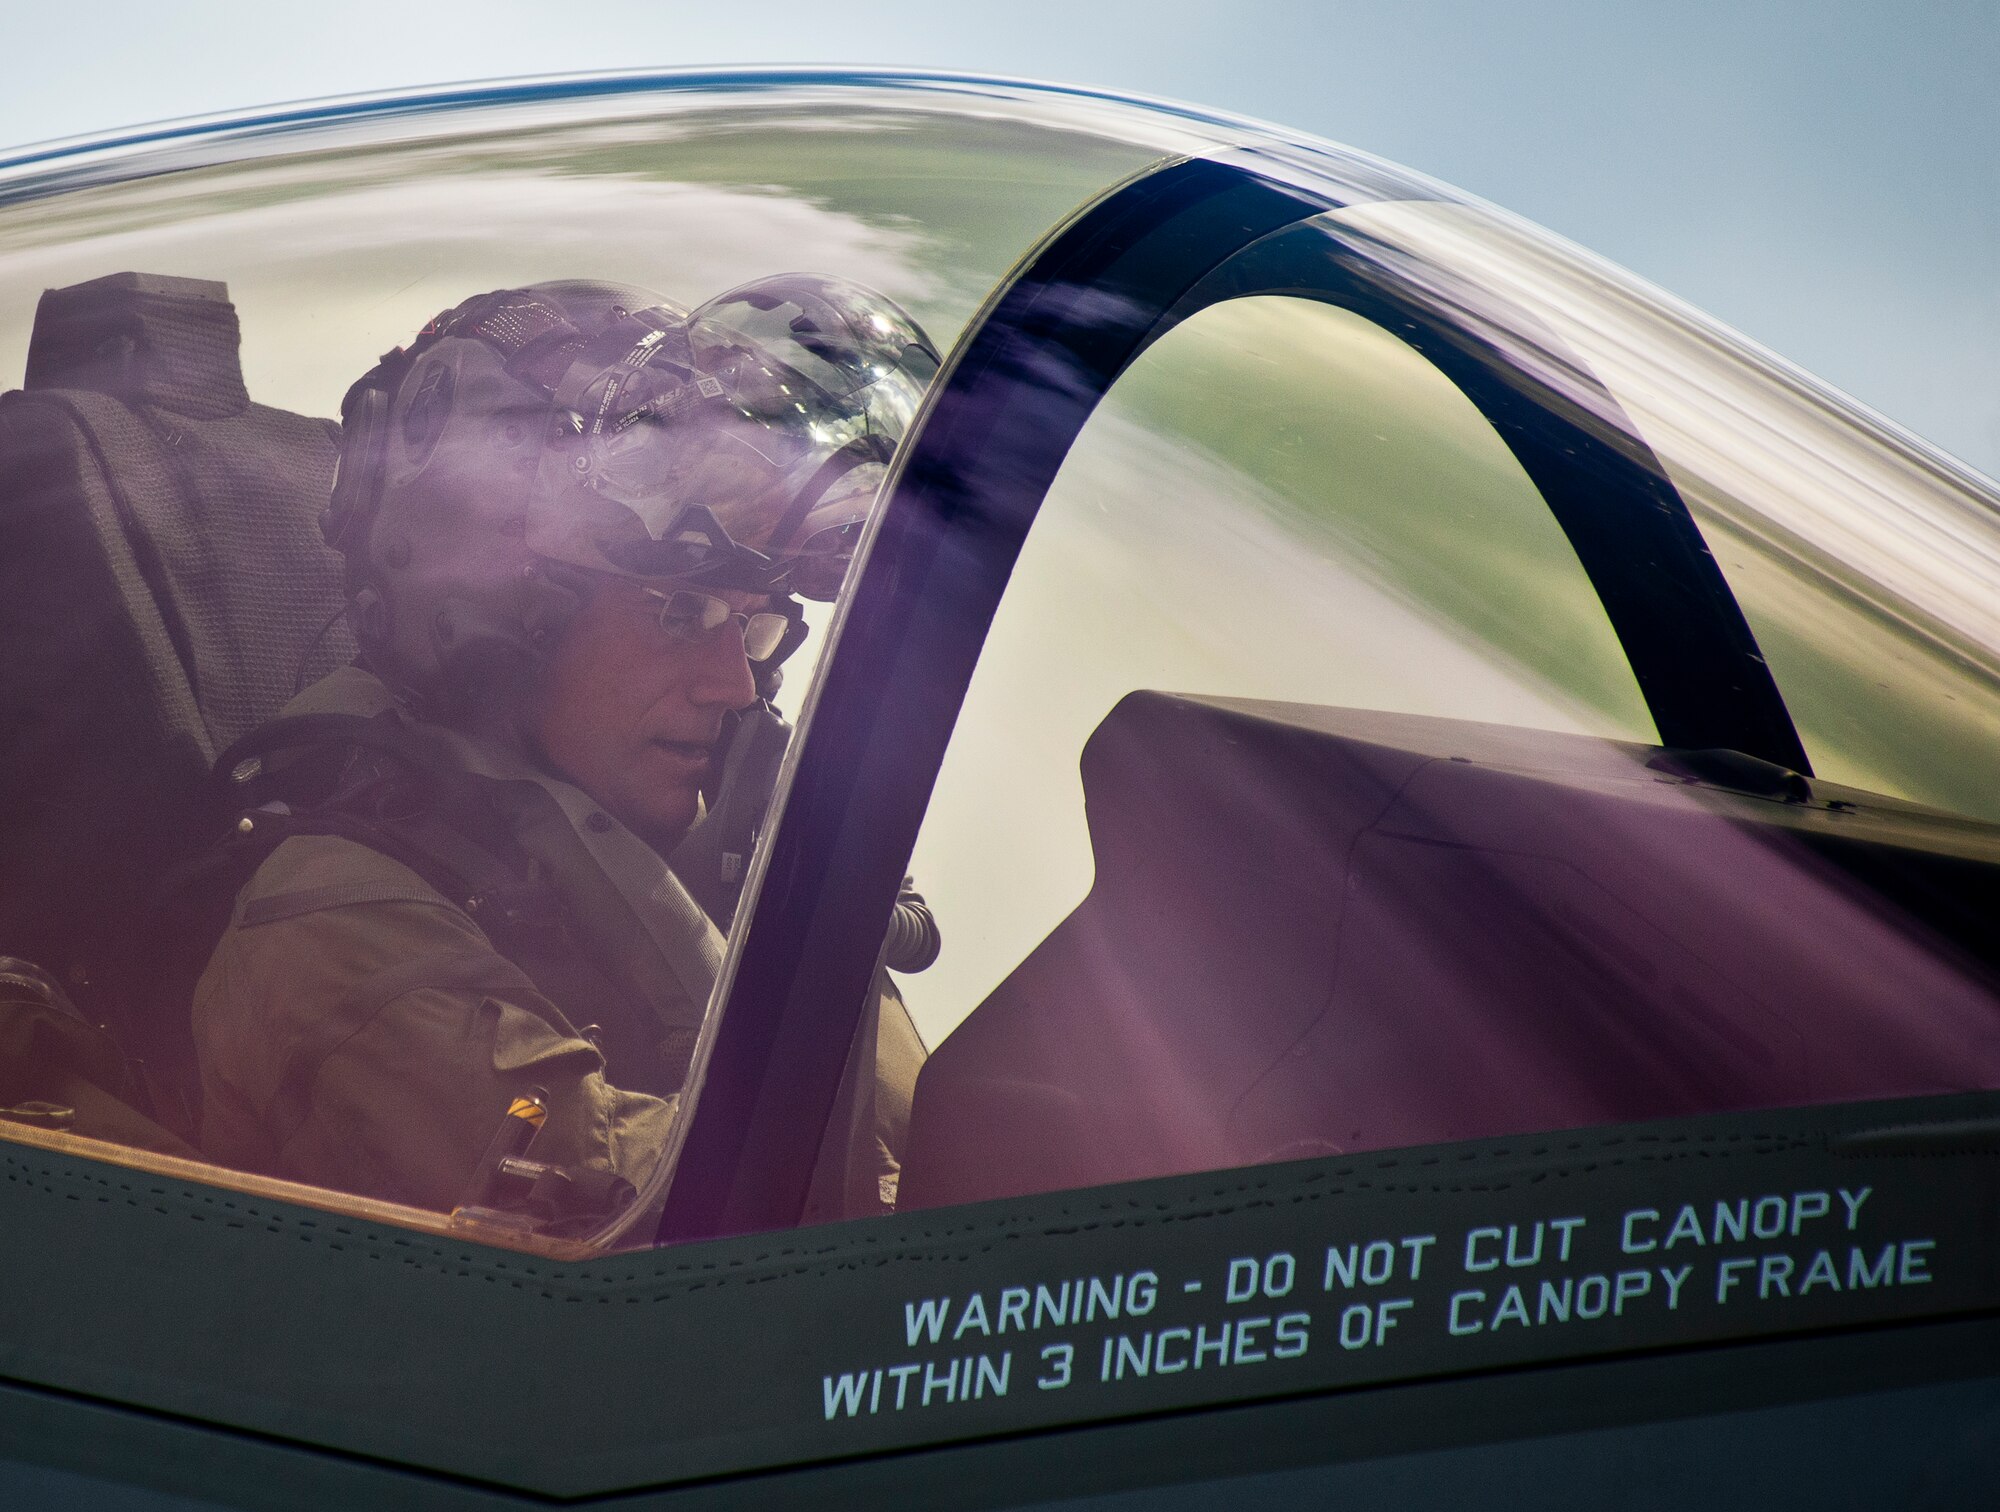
[657,151,1803,1243]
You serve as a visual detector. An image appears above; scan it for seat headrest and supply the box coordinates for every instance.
[25,271,250,419]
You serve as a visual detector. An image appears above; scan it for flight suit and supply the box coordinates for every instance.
[193,666,923,1229]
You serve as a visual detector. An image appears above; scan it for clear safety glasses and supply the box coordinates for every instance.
[641,587,791,663]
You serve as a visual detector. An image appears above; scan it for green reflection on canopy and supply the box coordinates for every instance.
[1106,296,1656,737]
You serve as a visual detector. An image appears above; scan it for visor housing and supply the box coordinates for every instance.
[525,274,938,600]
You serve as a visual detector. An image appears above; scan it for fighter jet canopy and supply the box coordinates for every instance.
[1,82,1997,1504]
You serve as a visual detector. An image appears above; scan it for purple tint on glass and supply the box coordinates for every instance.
[901,695,2000,1208]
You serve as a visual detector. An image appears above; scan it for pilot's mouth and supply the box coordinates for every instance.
[648,739,715,769]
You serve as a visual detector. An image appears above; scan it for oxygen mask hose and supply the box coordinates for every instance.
[883,879,942,973]
[670,701,793,930]
[668,707,942,970]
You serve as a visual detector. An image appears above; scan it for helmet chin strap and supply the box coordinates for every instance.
[429,595,541,731]
[422,562,587,729]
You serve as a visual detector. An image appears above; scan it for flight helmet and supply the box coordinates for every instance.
[323,274,939,713]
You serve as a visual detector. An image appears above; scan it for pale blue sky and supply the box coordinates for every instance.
[7,0,1998,477]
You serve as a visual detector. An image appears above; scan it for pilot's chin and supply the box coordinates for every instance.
[632,797,701,857]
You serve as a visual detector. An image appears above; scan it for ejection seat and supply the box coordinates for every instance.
[0,271,352,1144]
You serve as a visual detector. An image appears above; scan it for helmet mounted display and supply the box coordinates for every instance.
[528,273,938,599]
[324,275,938,709]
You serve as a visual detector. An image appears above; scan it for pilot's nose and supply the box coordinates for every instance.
[686,628,759,711]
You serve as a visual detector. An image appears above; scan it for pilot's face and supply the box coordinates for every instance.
[531,576,763,850]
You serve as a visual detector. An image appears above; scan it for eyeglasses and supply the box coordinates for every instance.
[641,587,791,663]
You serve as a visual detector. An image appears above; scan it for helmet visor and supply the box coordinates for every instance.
[524,276,936,595]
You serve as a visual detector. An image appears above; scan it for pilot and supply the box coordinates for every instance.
[190,276,936,1233]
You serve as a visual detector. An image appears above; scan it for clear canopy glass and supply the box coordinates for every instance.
[0,73,1994,1263]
